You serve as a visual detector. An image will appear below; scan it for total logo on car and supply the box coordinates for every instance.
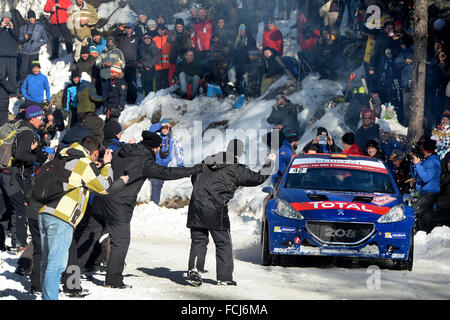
[261,154,415,271]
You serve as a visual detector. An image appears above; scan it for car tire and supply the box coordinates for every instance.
[261,222,279,266]
[393,231,414,271]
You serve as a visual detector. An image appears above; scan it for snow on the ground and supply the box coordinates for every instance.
[2,1,449,301]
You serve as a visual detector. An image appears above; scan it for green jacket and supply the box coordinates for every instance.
[76,80,102,114]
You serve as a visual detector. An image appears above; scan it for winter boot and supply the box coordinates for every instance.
[217,280,237,286]
[187,269,202,287]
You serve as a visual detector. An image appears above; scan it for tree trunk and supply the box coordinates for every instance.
[407,0,428,148]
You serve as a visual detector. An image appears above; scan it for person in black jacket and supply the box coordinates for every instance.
[302,127,341,154]
[138,34,158,96]
[261,47,284,95]
[77,131,203,288]
[186,139,275,286]
[0,12,20,93]
[0,105,47,252]
[174,49,204,100]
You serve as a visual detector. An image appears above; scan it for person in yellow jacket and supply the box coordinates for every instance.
[38,137,128,300]
[68,0,99,61]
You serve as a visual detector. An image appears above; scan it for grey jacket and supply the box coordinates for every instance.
[19,21,49,55]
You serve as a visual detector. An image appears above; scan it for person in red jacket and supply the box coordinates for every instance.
[262,17,283,56]
[153,25,172,90]
[341,132,365,155]
[191,7,213,69]
[44,0,74,60]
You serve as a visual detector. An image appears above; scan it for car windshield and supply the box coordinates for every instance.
[284,166,395,194]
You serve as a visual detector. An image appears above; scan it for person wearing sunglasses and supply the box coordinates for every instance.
[355,108,380,151]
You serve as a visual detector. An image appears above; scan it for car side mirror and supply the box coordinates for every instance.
[262,186,274,196]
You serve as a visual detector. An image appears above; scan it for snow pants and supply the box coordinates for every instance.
[188,227,234,282]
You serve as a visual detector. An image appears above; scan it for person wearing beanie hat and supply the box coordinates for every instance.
[168,17,193,65]
[148,119,185,204]
[186,140,275,287]
[0,102,48,257]
[74,42,97,88]
[365,139,386,161]
[102,119,126,154]
[342,132,365,155]
[77,128,202,289]
[82,113,105,147]
[104,61,127,121]
[262,16,283,56]
[21,60,51,108]
[135,12,150,40]
[390,149,413,194]
[411,137,442,233]
[431,111,450,160]
[76,73,102,120]
[303,126,341,154]
[272,129,298,184]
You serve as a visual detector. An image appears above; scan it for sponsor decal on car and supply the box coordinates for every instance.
[274,226,297,233]
[391,253,406,259]
[290,201,390,215]
[372,195,396,206]
[384,232,407,239]
[290,158,388,174]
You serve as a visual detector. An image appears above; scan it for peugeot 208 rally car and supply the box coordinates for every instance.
[261,154,415,270]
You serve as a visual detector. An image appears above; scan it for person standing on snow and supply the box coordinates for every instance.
[149,118,184,205]
[186,139,275,287]
[21,61,51,108]
[85,131,203,289]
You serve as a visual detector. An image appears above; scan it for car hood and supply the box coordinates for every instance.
[279,188,401,222]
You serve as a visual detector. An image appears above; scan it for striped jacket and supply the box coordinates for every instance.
[39,142,117,228]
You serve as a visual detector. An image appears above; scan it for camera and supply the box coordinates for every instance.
[318,134,327,145]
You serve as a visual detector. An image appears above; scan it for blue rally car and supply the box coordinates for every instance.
[261,153,415,271]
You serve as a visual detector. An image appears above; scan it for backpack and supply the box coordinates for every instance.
[31,155,74,204]
[0,120,33,169]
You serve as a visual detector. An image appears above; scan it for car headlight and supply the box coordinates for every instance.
[274,199,304,220]
[377,204,406,223]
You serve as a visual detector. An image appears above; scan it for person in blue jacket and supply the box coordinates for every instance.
[149,118,184,204]
[18,10,48,85]
[272,129,299,185]
[21,61,50,107]
[62,70,80,128]
[379,125,404,172]
[411,138,442,233]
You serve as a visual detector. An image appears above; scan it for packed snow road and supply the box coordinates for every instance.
[1,202,450,300]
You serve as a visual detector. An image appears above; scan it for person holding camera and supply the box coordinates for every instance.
[303,127,341,154]
[0,12,20,93]
[410,138,442,233]
[44,0,74,60]
[18,10,48,86]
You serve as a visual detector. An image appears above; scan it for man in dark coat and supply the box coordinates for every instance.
[138,34,158,96]
[0,12,20,93]
[174,49,204,99]
[78,131,203,288]
[355,109,380,151]
[186,139,275,286]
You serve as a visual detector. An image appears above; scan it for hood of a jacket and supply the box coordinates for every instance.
[117,143,153,159]
[59,142,91,159]
[204,151,237,171]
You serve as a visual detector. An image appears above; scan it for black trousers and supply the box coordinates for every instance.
[0,172,28,247]
[28,218,42,291]
[104,218,130,286]
[156,69,169,91]
[48,23,73,58]
[0,98,9,126]
[141,67,155,96]
[75,210,106,272]
[188,227,234,282]
[0,57,17,92]
[414,192,440,233]
[124,66,137,104]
